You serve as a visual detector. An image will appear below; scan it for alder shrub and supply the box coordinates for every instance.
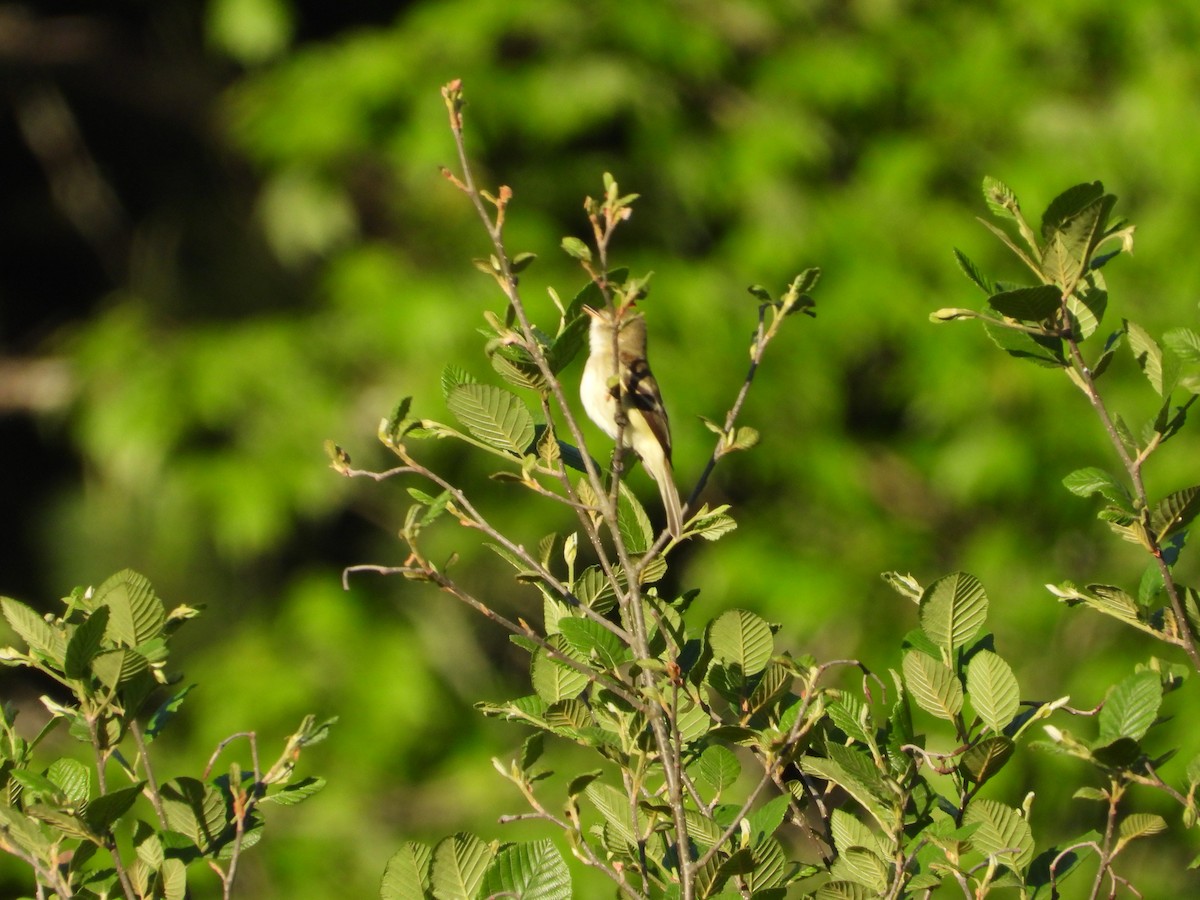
[0,570,331,899]
[335,83,1200,899]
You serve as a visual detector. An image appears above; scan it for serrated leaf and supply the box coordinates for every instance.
[828,695,873,747]
[1126,320,1172,396]
[960,735,1014,784]
[1041,189,1114,290]
[161,777,227,853]
[616,481,653,553]
[479,839,571,900]
[1098,670,1161,744]
[445,383,536,456]
[530,635,590,703]
[261,776,325,806]
[964,798,1034,870]
[145,684,195,741]
[953,247,994,295]
[966,650,1020,732]
[690,505,737,542]
[64,605,110,681]
[431,832,492,900]
[584,782,637,850]
[983,176,1021,220]
[919,572,988,657]
[1062,467,1130,507]
[1151,486,1200,542]
[1066,280,1107,340]
[1164,327,1200,364]
[1118,813,1167,843]
[902,651,963,721]
[1040,182,1105,239]
[982,319,1066,367]
[47,757,90,804]
[85,783,145,834]
[94,570,165,648]
[830,809,884,859]
[987,285,1062,321]
[440,365,477,403]
[708,609,773,677]
[829,846,889,893]
[557,617,627,670]
[696,745,741,796]
[2,596,63,663]
[802,750,892,832]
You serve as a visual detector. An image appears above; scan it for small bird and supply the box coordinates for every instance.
[580,304,684,538]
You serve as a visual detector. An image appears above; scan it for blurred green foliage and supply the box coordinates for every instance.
[4,0,1200,896]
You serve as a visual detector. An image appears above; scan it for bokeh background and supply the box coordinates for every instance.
[3,0,1200,896]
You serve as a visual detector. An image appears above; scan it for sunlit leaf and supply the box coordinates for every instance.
[446,383,536,456]
[919,572,988,657]
[708,609,773,676]
[963,798,1034,870]
[966,650,1020,732]
[1098,670,1161,743]
[902,650,963,721]
[431,832,492,900]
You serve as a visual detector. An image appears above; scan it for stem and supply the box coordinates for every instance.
[129,720,169,830]
[1062,330,1200,672]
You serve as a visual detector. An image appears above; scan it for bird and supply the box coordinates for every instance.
[580,304,683,538]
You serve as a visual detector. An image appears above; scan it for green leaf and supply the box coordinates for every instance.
[828,695,874,747]
[1039,182,1105,240]
[802,749,892,832]
[828,846,889,893]
[64,606,110,680]
[987,285,1062,321]
[445,383,536,456]
[1150,486,1200,542]
[381,844,434,897]
[431,833,492,900]
[1065,279,1107,340]
[557,617,627,670]
[966,650,1020,732]
[560,236,592,262]
[689,504,737,542]
[161,777,227,853]
[1164,327,1200,364]
[952,247,994,295]
[902,651,963,721]
[919,572,988,658]
[960,735,1014,784]
[1118,813,1167,843]
[480,839,571,900]
[616,481,654,553]
[1126,320,1173,396]
[708,609,774,677]
[1098,670,1161,744]
[1040,187,1114,290]
[94,570,165,648]
[47,758,90,804]
[440,365,477,403]
[530,635,590,703]
[981,319,1066,367]
[585,782,637,850]
[85,783,145,834]
[964,799,1034,871]
[145,684,195,740]
[815,882,875,899]
[983,176,1021,220]
[829,809,884,859]
[261,776,325,806]
[2,596,64,664]
[746,792,791,843]
[1062,467,1130,507]
[696,745,741,796]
